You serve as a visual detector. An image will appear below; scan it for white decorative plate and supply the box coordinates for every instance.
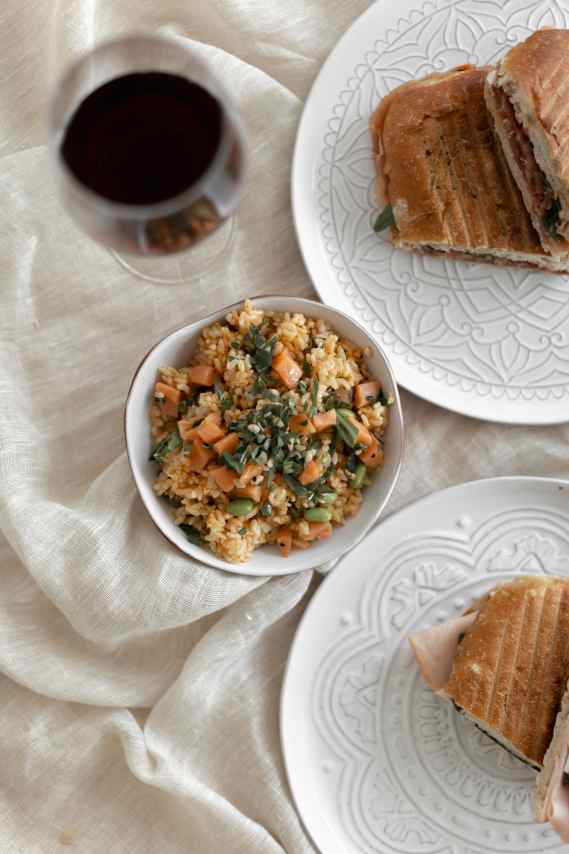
[281,476,569,854]
[292,0,569,424]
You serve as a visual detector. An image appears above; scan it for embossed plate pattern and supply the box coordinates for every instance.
[281,477,569,854]
[292,0,569,423]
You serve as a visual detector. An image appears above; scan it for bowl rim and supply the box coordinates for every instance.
[124,294,405,575]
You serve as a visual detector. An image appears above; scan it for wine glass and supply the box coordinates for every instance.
[48,34,248,258]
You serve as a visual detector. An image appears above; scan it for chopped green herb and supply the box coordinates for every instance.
[373,203,395,233]
[297,380,307,395]
[346,453,359,473]
[150,431,182,462]
[307,436,322,453]
[231,340,240,348]
[239,527,247,534]
[260,502,273,517]
[179,524,203,545]
[302,359,311,376]
[324,393,352,412]
[335,410,359,447]
[282,458,301,476]
[283,474,311,498]
[214,377,233,412]
[222,449,246,474]
[249,376,268,397]
[243,325,276,376]
[311,378,320,416]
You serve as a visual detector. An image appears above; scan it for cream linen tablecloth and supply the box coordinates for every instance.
[2,1,569,852]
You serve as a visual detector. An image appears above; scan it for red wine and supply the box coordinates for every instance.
[61,72,223,205]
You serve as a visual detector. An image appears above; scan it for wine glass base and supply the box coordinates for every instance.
[111,216,235,284]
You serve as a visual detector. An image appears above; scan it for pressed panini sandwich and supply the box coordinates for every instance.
[410,576,569,769]
[486,29,569,259]
[371,64,569,272]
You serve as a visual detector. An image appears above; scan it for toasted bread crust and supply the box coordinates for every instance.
[445,577,569,766]
[370,65,553,266]
[484,73,569,258]
[496,29,569,239]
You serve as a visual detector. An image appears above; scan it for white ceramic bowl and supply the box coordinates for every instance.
[125,296,404,576]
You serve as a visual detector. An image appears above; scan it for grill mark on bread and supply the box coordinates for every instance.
[463,110,490,245]
[542,59,569,136]
[499,589,528,741]
[520,584,560,763]
[451,105,489,245]
[542,50,568,96]
[437,119,471,244]
[516,586,547,762]
[531,586,562,761]
[484,617,508,727]
[488,594,527,732]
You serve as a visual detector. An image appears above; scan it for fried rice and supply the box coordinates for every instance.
[149,300,390,563]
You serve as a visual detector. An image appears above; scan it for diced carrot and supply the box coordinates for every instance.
[155,383,181,418]
[353,420,374,447]
[271,349,303,389]
[155,382,181,404]
[214,433,239,455]
[299,459,321,485]
[288,414,314,435]
[238,463,263,486]
[354,381,380,409]
[160,398,179,418]
[305,522,333,541]
[235,485,262,503]
[188,437,216,471]
[178,420,199,442]
[277,526,293,557]
[312,410,337,431]
[210,465,238,492]
[359,439,384,468]
[186,365,218,386]
[197,413,226,444]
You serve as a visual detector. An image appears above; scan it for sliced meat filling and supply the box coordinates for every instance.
[491,84,561,239]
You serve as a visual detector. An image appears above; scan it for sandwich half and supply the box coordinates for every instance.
[370,65,569,272]
[410,576,569,770]
[485,29,569,259]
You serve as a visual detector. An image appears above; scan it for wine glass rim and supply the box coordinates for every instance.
[48,32,247,221]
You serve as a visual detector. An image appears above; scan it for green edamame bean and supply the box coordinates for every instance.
[351,463,366,489]
[318,492,337,504]
[227,498,255,517]
[304,507,332,523]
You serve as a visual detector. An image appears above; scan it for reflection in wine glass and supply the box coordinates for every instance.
[49,34,248,259]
